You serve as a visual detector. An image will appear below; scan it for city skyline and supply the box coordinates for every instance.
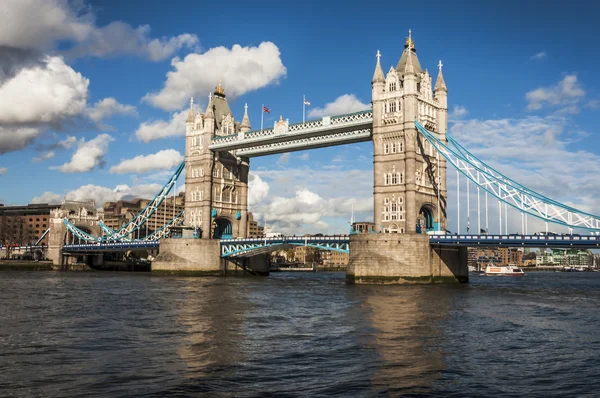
[1,0,600,234]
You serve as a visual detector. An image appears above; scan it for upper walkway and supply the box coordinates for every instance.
[208,110,372,157]
[429,234,600,248]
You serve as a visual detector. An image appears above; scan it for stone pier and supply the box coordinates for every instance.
[347,234,468,284]
[152,238,223,275]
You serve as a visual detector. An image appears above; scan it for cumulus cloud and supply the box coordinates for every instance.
[0,0,197,61]
[248,172,270,207]
[449,105,468,119]
[32,182,164,208]
[0,55,88,125]
[449,115,600,217]
[110,149,183,174]
[277,153,290,165]
[530,51,547,61]
[526,75,585,113]
[143,42,287,110]
[31,191,63,204]
[307,94,370,118]
[0,167,7,175]
[87,97,137,122]
[135,110,187,142]
[33,135,77,162]
[53,134,113,173]
[0,126,41,154]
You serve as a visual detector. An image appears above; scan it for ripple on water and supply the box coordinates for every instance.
[0,271,599,397]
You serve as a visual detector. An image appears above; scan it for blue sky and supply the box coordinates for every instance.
[1,0,600,234]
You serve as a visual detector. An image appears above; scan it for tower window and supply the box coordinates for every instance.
[384,173,390,185]
[389,82,397,92]
[391,143,397,153]
[390,102,397,113]
[383,143,389,154]
[399,140,404,152]
[391,173,398,185]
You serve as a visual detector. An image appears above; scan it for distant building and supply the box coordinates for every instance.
[102,193,185,236]
[536,249,592,267]
[246,212,264,237]
[321,250,349,266]
[467,247,523,269]
[0,203,61,246]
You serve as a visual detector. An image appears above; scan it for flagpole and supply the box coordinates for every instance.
[303,95,305,124]
[261,103,264,132]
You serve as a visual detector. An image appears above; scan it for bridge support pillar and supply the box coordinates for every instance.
[152,238,222,275]
[347,234,468,284]
[222,254,269,276]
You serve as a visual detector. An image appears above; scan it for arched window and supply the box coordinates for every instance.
[200,168,204,177]
[391,143,397,153]
[383,143,389,154]
[399,140,404,152]
[384,197,389,205]
[400,172,404,184]
[384,173,390,185]
[213,168,219,178]
[391,173,398,185]
[399,197,404,204]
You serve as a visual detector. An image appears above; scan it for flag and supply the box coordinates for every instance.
[304,98,311,106]
[262,106,271,114]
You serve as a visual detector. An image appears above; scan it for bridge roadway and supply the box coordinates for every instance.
[60,234,600,255]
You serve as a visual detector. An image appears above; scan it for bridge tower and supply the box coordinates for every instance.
[184,83,249,240]
[371,31,448,235]
[348,31,466,284]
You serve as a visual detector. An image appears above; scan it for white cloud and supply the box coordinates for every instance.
[0,167,7,175]
[135,110,187,142]
[298,153,309,161]
[449,115,600,219]
[0,126,41,154]
[248,172,270,207]
[87,97,137,122]
[249,167,373,234]
[31,191,63,204]
[449,105,468,119]
[277,153,290,165]
[526,75,585,112]
[53,134,113,173]
[66,22,199,61]
[33,151,55,162]
[143,42,287,111]
[32,182,164,208]
[0,0,198,61]
[110,149,183,174]
[0,56,88,125]
[307,94,370,118]
[530,51,547,61]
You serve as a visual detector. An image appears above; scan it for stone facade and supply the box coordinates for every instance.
[184,84,249,240]
[152,238,222,274]
[347,234,467,284]
[371,31,448,234]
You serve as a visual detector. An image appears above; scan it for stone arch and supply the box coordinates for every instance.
[213,217,233,239]
[419,203,436,231]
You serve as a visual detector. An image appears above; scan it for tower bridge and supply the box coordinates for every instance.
[55,31,600,283]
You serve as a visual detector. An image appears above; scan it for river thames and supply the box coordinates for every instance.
[1,271,599,397]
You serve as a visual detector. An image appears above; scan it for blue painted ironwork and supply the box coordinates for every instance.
[63,241,160,252]
[415,121,600,232]
[211,208,217,217]
[235,211,241,220]
[214,218,232,239]
[63,162,185,242]
[429,234,600,249]
[220,235,350,257]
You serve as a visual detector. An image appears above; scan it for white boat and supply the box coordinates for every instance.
[484,263,525,276]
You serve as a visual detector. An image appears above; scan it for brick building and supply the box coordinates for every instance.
[0,203,61,246]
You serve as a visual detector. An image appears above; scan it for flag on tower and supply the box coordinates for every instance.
[262,105,271,114]
[303,98,311,106]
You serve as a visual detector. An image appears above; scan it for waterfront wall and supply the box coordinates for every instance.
[152,238,222,275]
[347,233,468,284]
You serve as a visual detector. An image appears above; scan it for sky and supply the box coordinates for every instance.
[1,0,600,235]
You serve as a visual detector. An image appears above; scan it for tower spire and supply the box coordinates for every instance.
[404,40,415,75]
[434,60,447,92]
[241,103,251,132]
[186,97,195,123]
[372,50,385,84]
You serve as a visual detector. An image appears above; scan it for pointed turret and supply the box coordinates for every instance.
[404,41,416,75]
[434,60,447,92]
[396,29,423,80]
[205,92,213,117]
[372,50,385,84]
[186,97,195,123]
[241,103,251,132]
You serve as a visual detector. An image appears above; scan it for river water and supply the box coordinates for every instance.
[1,271,599,397]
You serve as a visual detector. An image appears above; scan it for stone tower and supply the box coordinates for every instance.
[371,30,448,235]
[184,83,249,239]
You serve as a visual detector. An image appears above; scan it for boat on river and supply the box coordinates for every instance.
[484,263,525,276]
